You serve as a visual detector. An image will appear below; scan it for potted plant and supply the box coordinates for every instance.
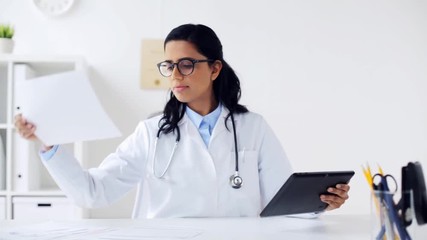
[0,24,15,54]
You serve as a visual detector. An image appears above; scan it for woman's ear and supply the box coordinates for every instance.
[211,60,223,81]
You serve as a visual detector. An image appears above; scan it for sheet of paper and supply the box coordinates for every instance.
[15,70,121,145]
[0,222,203,240]
[0,222,116,240]
[91,226,203,239]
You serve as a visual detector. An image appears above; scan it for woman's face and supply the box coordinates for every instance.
[164,40,222,113]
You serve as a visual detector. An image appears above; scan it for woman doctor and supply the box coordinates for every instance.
[14,24,350,218]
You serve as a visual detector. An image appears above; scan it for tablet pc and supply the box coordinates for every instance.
[260,171,355,217]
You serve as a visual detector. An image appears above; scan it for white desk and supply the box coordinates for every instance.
[1,214,425,239]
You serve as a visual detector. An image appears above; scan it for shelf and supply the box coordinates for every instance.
[11,191,66,197]
[0,55,87,220]
[0,190,65,196]
[0,54,84,63]
[0,54,87,80]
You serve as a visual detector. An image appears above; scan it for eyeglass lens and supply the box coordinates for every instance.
[158,59,195,77]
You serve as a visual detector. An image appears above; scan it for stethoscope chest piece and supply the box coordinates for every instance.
[230,172,243,189]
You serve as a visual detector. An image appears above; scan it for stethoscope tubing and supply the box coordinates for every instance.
[152,138,179,178]
[152,113,242,188]
[230,113,239,173]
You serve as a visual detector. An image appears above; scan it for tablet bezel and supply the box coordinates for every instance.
[260,171,355,217]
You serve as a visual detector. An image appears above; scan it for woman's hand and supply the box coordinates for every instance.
[14,114,53,151]
[320,184,350,211]
[14,114,38,140]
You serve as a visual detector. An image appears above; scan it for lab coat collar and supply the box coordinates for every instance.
[177,105,238,150]
[178,105,237,128]
[185,104,222,130]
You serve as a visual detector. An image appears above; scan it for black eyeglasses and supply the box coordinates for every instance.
[157,58,214,77]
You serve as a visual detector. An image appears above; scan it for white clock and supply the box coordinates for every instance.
[33,0,75,17]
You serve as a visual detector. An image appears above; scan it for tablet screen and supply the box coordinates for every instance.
[260,171,355,217]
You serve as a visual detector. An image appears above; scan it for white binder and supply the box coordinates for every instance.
[0,135,5,190]
[12,64,40,191]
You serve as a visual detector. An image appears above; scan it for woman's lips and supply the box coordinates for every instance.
[173,86,188,92]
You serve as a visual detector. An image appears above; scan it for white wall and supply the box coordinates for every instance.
[1,0,426,218]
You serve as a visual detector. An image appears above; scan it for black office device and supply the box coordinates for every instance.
[401,162,427,226]
[260,171,355,217]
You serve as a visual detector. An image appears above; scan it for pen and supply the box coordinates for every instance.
[378,163,384,176]
[362,164,381,215]
[362,163,373,188]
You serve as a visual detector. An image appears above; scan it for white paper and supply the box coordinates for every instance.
[0,222,203,240]
[15,71,121,145]
[0,222,116,240]
[92,226,203,239]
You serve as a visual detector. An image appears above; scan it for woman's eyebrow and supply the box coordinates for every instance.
[163,57,194,63]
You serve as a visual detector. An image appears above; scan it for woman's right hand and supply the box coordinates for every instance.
[14,114,53,151]
[14,114,38,140]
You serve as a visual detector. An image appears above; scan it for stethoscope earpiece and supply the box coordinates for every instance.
[230,173,243,189]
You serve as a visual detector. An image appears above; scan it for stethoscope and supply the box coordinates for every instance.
[152,114,243,189]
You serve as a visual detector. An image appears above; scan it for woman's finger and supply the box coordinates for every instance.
[327,187,349,200]
[337,184,350,192]
[324,200,341,210]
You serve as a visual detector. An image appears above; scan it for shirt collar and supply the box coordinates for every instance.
[186,103,222,129]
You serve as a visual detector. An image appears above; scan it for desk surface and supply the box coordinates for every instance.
[1,214,426,239]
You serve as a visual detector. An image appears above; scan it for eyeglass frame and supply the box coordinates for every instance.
[157,58,215,77]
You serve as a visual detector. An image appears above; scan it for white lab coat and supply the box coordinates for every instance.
[41,107,293,218]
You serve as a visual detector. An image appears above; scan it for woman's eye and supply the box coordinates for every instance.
[181,64,193,70]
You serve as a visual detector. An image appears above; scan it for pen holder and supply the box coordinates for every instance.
[371,190,416,240]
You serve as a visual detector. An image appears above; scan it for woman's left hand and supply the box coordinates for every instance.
[320,184,350,211]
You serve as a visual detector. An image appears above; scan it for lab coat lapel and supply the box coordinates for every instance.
[210,107,236,151]
[179,114,217,175]
[208,107,236,195]
[180,114,207,150]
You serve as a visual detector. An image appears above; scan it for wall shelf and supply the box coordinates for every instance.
[0,54,88,220]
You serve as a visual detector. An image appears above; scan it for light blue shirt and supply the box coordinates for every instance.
[185,104,222,147]
[40,144,59,160]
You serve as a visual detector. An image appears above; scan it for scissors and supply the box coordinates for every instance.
[372,173,411,240]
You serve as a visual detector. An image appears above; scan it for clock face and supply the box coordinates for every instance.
[33,0,75,17]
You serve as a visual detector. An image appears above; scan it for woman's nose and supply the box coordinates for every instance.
[171,65,183,80]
